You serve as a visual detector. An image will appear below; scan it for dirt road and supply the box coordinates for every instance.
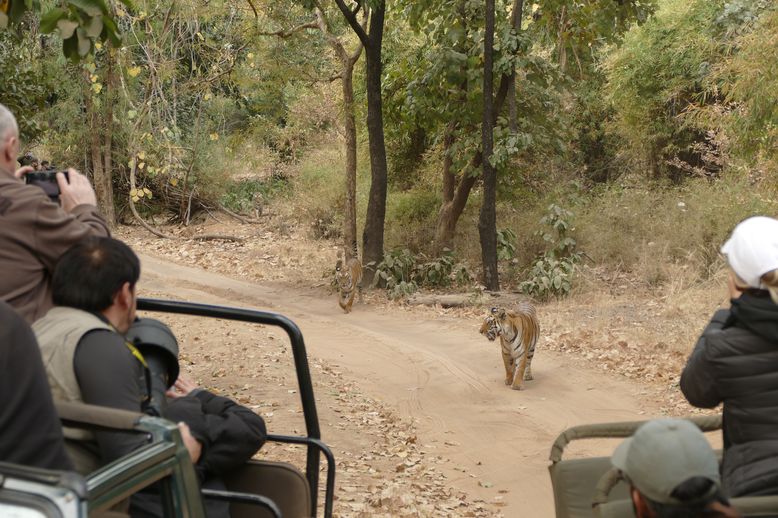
[140,253,662,516]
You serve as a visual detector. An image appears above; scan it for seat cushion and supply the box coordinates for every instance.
[223,460,311,518]
[550,456,630,518]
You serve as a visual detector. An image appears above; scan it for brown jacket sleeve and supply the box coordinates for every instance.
[33,199,110,270]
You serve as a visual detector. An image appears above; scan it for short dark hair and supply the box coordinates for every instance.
[52,237,140,312]
[645,477,730,518]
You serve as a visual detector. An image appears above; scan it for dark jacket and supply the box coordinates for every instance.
[131,389,267,518]
[0,301,72,470]
[681,291,778,497]
[0,173,109,323]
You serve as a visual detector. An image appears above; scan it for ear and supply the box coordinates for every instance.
[490,307,499,315]
[630,487,652,518]
[114,281,134,310]
[497,308,507,320]
[3,135,17,163]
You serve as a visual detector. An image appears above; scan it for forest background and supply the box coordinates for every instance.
[1,0,777,301]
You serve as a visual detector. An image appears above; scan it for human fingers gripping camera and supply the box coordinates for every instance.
[16,165,98,212]
[58,169,98,212]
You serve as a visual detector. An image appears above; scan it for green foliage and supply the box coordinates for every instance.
[708,5,778,166]
[604,0,776,180]
[372,248,419,299]
[496,228,516,260]
[0,32,51,143]
[220,176,288,214]
[1,0,131,61]
[372,248,473,299]
[519,204,581,300]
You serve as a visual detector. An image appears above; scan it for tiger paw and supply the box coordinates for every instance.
[510,384,524,391]
[523,373,534,381]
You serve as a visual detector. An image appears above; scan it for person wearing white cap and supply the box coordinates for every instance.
[681,216,778,499]
[611,418,740,518]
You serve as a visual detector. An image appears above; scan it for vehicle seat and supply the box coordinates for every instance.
[224,460,311,518]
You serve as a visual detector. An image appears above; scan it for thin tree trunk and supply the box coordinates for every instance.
[84,70,109,222]
[479,0,499,290]
[342,58,358,260]
[432,0,524,256]
[361,1,388,284]
[101,49,117,226]
[316,6,363,262]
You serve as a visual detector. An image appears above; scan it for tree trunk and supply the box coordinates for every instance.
[342,58,358,260]
[361,1,388,284]
[84,71,110,224]
[431,0,523,257]
[100,49,116,226]
[479,0,499,291]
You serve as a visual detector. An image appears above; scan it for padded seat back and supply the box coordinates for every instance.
[549,456,630,518]
[224,459,311,518]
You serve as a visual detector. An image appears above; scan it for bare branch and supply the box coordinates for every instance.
[257,21,317,39]
[245,0,258,19]
[333,0,369,46]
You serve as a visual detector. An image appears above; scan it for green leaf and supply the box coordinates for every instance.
[102,14,121,46]
[68,0,106,16]
[84,14,103,38]
[40,8,67,33]
[57,18,79,39]
[77,27,91,56]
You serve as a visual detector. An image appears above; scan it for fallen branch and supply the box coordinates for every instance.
[218,204,262,224]
[189,234,246,242]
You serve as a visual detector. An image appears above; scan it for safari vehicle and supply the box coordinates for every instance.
[0,299,336,518]
[549,414,778,517]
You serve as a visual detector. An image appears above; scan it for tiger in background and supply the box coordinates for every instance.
[479,302,540,390]
[335,249,363,314]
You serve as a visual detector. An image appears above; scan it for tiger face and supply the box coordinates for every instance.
[479,307,506,341]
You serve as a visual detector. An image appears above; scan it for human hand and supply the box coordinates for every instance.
[166,375,199,399]
[13,165,34,180]
[727,271,743,300]
[177,422,202,464]
[58,168,97,212]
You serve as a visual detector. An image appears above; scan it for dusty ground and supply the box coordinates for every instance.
[116,219,726,517]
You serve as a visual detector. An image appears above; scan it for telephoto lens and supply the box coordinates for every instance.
[126,318,180,417]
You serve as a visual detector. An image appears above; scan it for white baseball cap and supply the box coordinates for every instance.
[720,216,778,289]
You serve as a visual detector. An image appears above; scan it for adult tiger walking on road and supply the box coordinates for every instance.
[335,249,363,314]
[480,302,540,390]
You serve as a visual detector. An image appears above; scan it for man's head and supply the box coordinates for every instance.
[0,103,20,175]
[52,237,141,333]
[612,418,736,518]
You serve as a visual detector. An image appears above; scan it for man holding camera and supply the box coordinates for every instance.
[0,103,109,323]
[33,237,266,517]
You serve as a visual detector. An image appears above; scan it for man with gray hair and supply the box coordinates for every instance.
[0,103,110,323]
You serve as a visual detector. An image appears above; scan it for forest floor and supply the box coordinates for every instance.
[116,217,726,517]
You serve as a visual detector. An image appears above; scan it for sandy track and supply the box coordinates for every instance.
[140,253,662,516]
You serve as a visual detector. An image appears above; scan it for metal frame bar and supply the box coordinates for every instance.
[137,297,335,518]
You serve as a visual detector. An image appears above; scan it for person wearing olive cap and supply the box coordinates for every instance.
[612,418,740,518]
[681,216,778,498]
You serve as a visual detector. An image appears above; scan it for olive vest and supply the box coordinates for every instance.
[33,307,113,442]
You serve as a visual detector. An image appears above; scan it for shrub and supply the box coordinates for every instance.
[520,204,582,300]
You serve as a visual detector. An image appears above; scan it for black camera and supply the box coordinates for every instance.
[24,170,69,199]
